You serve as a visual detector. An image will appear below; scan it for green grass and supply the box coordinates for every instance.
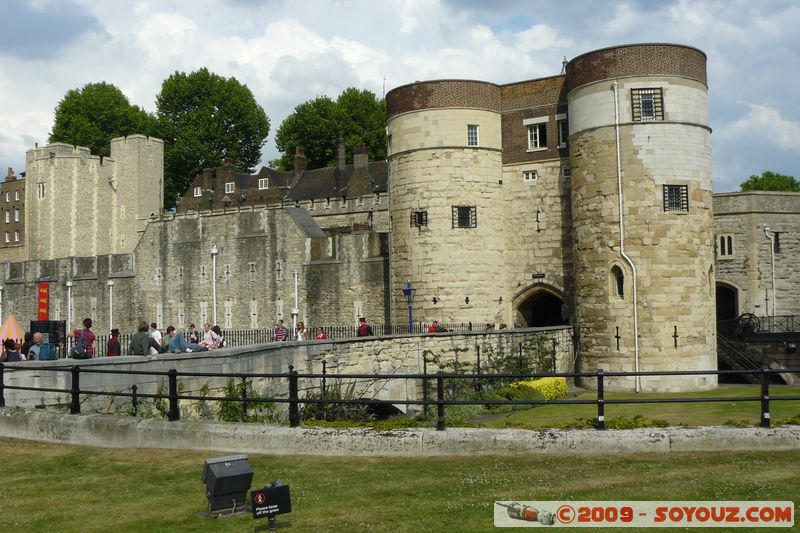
[478,385,800,429]
[1,437,799,532]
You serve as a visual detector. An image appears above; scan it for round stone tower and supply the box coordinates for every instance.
[566,44,716,391]
[386,80,505,325]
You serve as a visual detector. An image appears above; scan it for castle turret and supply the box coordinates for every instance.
[565,44,716,391]
[387,80,504,325]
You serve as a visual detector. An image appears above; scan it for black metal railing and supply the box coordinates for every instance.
[2,364,798,431]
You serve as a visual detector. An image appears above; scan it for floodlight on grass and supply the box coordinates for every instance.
[201,454,254,514]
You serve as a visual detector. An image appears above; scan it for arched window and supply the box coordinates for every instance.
[611,265,625,298]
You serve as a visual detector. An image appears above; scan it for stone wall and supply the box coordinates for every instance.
[1,327,574,414]
[714,192,800,317]
[23,136,163,261]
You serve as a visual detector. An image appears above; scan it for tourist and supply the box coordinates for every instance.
[72,318,96,359]
[212,325,226,348]
[20,332,33,359]
[357,317,373,337]
[315,327,328,340]
[27,332,44,360]
[150,323,162,352]
[107,328,121,357]
[199,323,220,349]
[295,321,307,341]
[1,338,22,362]
[167,326,189,353]
[188,323,200,344]
[274,320,288,342]
[130,322,151,355]
[427,320,446,333]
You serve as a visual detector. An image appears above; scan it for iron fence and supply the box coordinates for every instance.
[1,364,798,431]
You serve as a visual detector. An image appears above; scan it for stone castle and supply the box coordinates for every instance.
[1,43,798,391]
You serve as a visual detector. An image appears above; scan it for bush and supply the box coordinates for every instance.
[303,418,423,430]
[508,377,568,400]
[555,415,669,430]
[217,378,277,423]
[776,414,800,426]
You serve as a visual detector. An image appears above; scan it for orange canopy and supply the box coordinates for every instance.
[0,313,25,351]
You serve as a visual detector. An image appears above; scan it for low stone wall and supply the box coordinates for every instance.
[1,327,573,415]
[1,408,798,457]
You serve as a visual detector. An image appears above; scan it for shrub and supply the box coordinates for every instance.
[555,415,669,430]
[776,414,800,426]
[508,377,568,400]
[217,378,277,423]
[300,379,372,422]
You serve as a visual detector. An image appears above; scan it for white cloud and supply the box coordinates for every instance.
[725,103,800,151]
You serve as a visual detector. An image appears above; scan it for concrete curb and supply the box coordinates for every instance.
[1,408,799,456]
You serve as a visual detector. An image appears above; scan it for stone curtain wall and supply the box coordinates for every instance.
[714,192,800,317]
[1,327,573,415]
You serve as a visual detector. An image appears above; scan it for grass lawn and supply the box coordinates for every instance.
[1,437,798,532]
[477,384,800,429]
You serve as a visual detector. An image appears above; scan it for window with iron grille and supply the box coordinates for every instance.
[410,210,427,228]
[452,206,477,228]
[663,184,689,212]
[467,124,479,147]
[631,88,664,121]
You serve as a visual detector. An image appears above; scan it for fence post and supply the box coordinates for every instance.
[70,366,81,414]
[436,371,445,431]
[0,363,5,408]
[475,345,482,394]
[289,366,300,428]
[167,369,180,421]
[518,342,524,373]
[760,364,770,428]
[422,356,429,417]
[596,369,605,430]
[321,360,327,400]
[131,384,138,417]
[240,376,248,422]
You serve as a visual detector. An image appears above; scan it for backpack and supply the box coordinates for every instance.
[70,331,89,359]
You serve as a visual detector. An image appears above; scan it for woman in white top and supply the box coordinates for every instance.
[295,321,307,341]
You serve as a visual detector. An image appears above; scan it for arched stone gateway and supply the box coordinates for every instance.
[514,285,568,327]
[716,282,739,322]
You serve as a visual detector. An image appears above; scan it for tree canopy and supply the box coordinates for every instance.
[740,171,800,192]
[156,68,270,206]
[49,82,156,157]
[273,88,386,170]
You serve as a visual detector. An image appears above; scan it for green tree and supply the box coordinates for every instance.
[273,88,386,171]
[740,171,800,192]
[156,68,270,207]
[49,82,156,157]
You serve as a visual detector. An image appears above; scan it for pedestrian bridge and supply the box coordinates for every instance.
[1,327,574,415]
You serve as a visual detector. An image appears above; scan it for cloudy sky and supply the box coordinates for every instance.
[2,0,799,191]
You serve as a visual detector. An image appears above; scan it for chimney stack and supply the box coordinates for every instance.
[336,131,346,171]
[354,144,368,169]
[6,167,16,181]
[293,147,307,173]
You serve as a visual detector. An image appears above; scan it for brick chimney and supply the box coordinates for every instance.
[354,144,368,169]
[293,147,307,173]
[336,131,346,171]
[223,157,235,167]
[6,167,16,181]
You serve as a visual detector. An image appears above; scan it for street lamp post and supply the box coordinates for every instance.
[401,281,415,334]
[291,270,299,334]
[210,245,219,325]
[107,279,115,330]
[66,280,73,328]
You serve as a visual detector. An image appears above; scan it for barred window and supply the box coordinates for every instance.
[193,186,202,197]
[467,125,479,147]
[410,210,427,228]
[631,88,664,121]
[663,184,689,212]
[452,206,477,228]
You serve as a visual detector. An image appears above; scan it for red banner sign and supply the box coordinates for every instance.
[37,282,49,320]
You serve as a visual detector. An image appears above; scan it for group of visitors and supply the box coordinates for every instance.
[273,320,332,341]
[0,331,54,362]
[126,322,226,356]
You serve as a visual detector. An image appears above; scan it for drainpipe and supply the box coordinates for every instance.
[613,80,641,393]
[763,226,777,317]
